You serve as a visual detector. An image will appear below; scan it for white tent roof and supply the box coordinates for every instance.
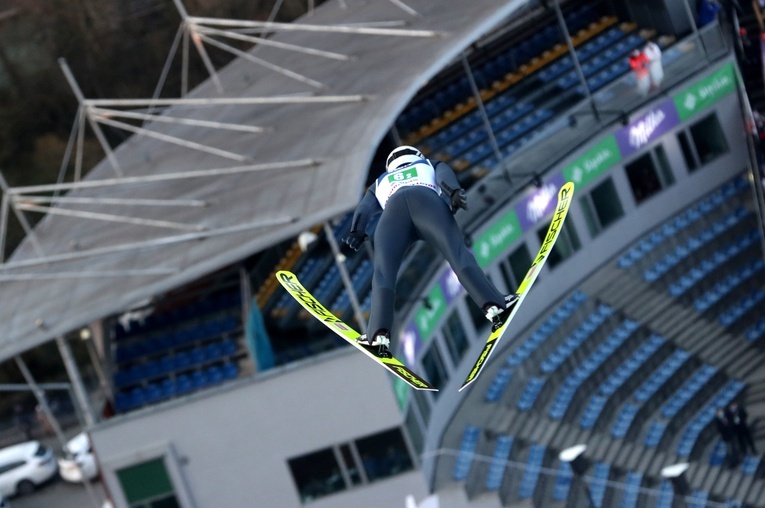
[0,0,530,359]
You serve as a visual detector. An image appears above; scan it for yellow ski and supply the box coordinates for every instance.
[276,270,438,391]
[460,181,575,391]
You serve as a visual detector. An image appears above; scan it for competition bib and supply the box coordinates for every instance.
[374,160,439,208]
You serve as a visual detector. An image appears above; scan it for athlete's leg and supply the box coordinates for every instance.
[412,192,506,309]
[366,193,417,343]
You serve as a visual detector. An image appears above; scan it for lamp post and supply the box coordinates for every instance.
[559,444,597,508]
[660,462,691,507]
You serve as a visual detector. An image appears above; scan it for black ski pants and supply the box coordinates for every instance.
[367,186,505,340]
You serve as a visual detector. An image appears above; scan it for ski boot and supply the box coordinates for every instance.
[484,294,520,332]
[357,330,392,358]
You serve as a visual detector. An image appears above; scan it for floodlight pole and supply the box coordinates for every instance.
[323,222,367,334]
[15,355,102,508]
[461,53,505,178]
[0,193,8,262]
[553,0,599,122]
[55,335,96,428]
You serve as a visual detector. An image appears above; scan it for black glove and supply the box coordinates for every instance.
[450,188,469,212]
[440,181,468,213]
[342,230,366,251]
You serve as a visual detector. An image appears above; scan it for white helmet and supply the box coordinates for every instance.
[386,145,424,172]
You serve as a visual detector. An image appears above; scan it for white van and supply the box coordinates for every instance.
[0,441,57,497]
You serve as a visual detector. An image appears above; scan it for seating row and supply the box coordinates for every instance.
[744,318,765,342]
[644,420,668,448]
[677,379,746,457]
[115,362,239,412]
[694,258,764,311]
[396,4,598,134]
[621,471,643,508]
[540,304,614,374]
[486,435,514,491]
[660,364,718,419]
[115,315,239,363]
[114,339,237,388]
[634,349,691,402]
[718,288,765,328]
[331,259,373,311]
[618,177,749,269]
[611,403,640,439]
[669,230,760,298]
[115,290,241,339]
[453,425,481,481]
[643,207,752,283]
[600,333,665,396]
[517,377,546,412]
[549,320,642,420]
[519,445,547,500]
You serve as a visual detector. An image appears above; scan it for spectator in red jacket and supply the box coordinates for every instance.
[629,49,650,96]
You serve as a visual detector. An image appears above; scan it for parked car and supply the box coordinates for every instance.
[0,441,57,497]
[57,432,98,483]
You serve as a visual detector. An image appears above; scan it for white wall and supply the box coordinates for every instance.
[92,349,430,508]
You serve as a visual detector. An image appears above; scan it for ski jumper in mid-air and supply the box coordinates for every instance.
[343,145,517,353]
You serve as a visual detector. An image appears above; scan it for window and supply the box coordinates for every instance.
[116,458,180,508]
[678,113,730,171]
[412,388,431,424]
[690,113,728,165]
[0,460,26,475]
[288,448,345,503]
[505,244,532,289]
[536,217,580,269]
[421,344,447,394]
[466,298,487,332]
[339,444,362,486]
[355,428,414,482]
[405,410,425,455]
[625,153,662,204]
[678,131,698,172]
[443,311,468,365]
[288,426,415,503]
[625,145,676,204]
[581,178,624,236]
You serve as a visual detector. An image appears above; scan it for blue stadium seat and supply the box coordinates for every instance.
[161,378,176,399]
[519,445,546,499]
[453,426,481,481]
[207,365,224,384]
[553,463,573,501]
[191,369,210,389]
[485,368,513,403]
[486,435,513,490]
[223,362,239,380]
[176,374,193,394]
[517,377,545,411]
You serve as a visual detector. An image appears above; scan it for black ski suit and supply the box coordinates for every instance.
[347,158,505,343]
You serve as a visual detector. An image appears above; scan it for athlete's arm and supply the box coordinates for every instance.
[433,160,468,212]
[343,186,380,250]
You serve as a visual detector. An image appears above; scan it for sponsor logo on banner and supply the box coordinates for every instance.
[472,210,522,268]
[515,173,566,230]
[400,324,421,366]
[674,62,736,121]
[439,267,464,304]
[615,100,680,157]
[415,285,446,340]
[562,136,621,189]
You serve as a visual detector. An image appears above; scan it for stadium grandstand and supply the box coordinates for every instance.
[1,0,765,506]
